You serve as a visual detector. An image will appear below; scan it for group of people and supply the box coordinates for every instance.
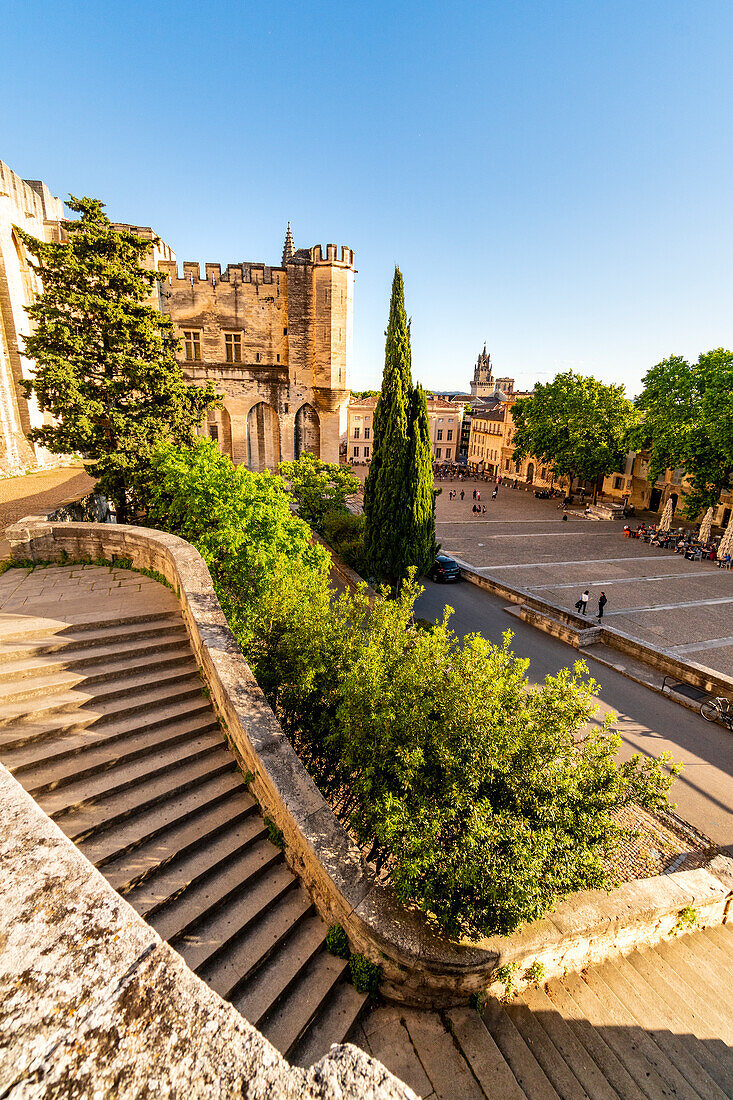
[574,589,608,620]
[446,486,499,512]
[623,523,730,565]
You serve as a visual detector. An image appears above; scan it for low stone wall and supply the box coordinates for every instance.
[0,765,416,1099]
[6,516,733,1012]
[460,562,733,704]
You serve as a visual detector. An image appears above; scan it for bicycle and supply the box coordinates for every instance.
[700,696,733,729]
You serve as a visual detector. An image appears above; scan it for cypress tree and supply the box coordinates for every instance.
[17,196,219,522]
[405,383,437,574]
[363,268,435,588]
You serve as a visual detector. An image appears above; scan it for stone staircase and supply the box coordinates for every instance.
[0,564,367,1068]
[359,927,733,1099]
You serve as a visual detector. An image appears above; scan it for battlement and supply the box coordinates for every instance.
[308,244,355,266]
[158,260,283,286]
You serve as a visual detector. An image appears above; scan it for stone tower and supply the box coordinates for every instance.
[157,226,355,470]
[470,344,494,400]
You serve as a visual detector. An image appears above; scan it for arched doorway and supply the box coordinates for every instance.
[247,402,280,471]
[295,403,320,459]
[526,462,534,484]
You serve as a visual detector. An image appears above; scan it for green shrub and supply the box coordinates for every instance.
[278,453,359,531]
[494,963,520,997]
[325,924,351,960]
[263,816,285,850]
[349,954,382,995]
[525,961,546,985]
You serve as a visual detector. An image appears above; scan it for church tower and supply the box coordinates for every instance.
[470,344,494,399]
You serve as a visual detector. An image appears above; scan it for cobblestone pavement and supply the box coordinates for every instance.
[434,478,733,676]
[0,466,94,539]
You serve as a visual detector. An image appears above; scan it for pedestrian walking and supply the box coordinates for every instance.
[597,591,607,620]
[491,487,497,500]
[460,489,465,501]
[574,589,590,615]
[472,489,477,500]
[482,505,486,515]
[477,491,481,502]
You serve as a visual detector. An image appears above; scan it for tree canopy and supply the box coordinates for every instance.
[635,349,733,518]
[511,371,638,489]
[16,196,218,521]
[278,453,359,530]
[363,268,435,587]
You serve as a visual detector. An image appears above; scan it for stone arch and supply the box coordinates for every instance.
[247,401,280,471]
[294,402,320,459]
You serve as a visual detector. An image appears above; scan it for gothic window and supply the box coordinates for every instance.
[224,333,241,363]
[209,424,219,441]
[183,331,202,360]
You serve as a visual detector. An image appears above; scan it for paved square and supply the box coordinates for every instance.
[435,478,733,676]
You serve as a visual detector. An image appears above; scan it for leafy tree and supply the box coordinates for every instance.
[635,350,733,518]
[278,452,359,531]
[511,371,638,495]
[16,196,219,521]
[363,268,435,587]
[350,390,380,400]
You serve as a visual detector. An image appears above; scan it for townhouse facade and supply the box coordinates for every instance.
[346,395,463,465]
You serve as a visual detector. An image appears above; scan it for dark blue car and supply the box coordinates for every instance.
[430,554,461,582]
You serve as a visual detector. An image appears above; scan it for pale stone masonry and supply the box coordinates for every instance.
[157,233,355,471]
[0,159,63,476]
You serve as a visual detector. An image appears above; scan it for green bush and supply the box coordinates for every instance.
[278,453,359,530]
[321,509,367,573]
[325,924,351,960]
[349,954,382,995]
[145,441,680,943]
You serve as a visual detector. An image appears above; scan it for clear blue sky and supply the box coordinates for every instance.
[2,1,731,396]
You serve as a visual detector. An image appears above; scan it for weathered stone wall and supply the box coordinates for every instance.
[158,244,354,469]
[0,764,417,1099]
[7,516,733,1012]
[0,160,63,476]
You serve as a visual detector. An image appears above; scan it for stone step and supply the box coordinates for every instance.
[591,956,731,1100]
[0,615,185,662]
[515,986,622,1100]
[663,933,733,1020]
[101,790,259,893]
[575,967,708,1100]
[122,813,268,917]
[52,749,236,843]
[148,841,286,944]
[198,887,314,1001]
[230,914,330,1029]
[653,938,733,1041]
[481,996,564,1100]
[0,608,180,644]
[502,998,594,1100]
[289,978,368,1069]
[3,704,217,773]
[38,731,225,816]
[543,977,654,1100]
[699,925,733,964]
[0,666,203,726]
[557,970,686,1100]
[625,946,733,1048]
[259,951,350,1058]
[16,714,221,793]
[176,866,301,975]
[0,693,211,753]
[445,1006,528,1100]
[610,951,733,1098]
[0,630,189,682]
[0,649,197,705]
[80,771,249,868]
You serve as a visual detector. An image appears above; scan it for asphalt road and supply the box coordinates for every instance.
[415,577,733,854]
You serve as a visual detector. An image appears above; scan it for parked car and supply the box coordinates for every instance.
[430,554,461,582]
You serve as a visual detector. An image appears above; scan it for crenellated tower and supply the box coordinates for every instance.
[155,225,355,471]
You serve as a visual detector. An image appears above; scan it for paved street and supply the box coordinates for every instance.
[415,574,733,854]
[0,466,93,533]
[435,479,733,676]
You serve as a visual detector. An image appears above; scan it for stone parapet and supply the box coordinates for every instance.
[6,516,733,1012]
